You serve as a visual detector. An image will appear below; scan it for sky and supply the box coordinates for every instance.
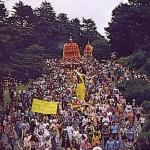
[4,0,128,36]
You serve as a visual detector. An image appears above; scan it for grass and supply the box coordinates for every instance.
[4,91,10,102]
[16,83,28,92]
[4,83,28,102]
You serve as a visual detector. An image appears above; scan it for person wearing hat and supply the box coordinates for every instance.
[132,99,136,109]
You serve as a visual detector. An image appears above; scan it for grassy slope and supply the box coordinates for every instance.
[4,84,28,102]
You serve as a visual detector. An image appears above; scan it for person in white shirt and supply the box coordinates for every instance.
[37,130,44,148]
[139,114,145,128]
[125,103,132,113]
[23,133,31,150]
[43,125,50,139]
[102,114,110,125]
[72,126,80,144]
[82,115,89,127]
[66,123,74,142]
[135,105,143,121]
[92,145,103,150]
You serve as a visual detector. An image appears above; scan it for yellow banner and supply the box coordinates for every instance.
[31,99,58,114]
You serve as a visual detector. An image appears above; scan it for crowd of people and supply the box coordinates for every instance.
[0,57,149,150]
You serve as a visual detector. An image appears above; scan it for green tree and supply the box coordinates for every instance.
[10,44,45,81]
[82,18,100,41]
[34,1,56,33]
[70,18,82,40]
[0,0,7,22]
[10,1,34,27]
[105,1,150,57]
[129,0,150,6]
[92,38,111,60]
[117,79,150,105]
[34,1,57,55]
[0,0,111,81]
[51,13,71,56]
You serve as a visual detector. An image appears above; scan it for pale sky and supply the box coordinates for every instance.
[4,0,128,36]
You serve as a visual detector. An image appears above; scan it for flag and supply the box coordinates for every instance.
[75,70,86,101]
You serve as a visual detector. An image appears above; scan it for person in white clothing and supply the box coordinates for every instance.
[92,145,103,150]
[72,126,80,144]
[82,115,89,127]
[139,114,145,128]
[66,123,74,142]
[23,133,31,150]
[125,103,132,113]
[37,130,44,149]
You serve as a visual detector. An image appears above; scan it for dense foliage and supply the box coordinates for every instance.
[139,100,150,142]
[105,0,150,57]
[118,51,150,77]
[0,0,110,81]
[117,79,150,105]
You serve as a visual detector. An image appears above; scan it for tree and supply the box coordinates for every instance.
[82,18,100,41]
[0,0,7,22]
[128,0,150,6]
[105,1,150,57]
[35,1,56,21]
[54,13,70,40]
[70,18,81,40]
[139,100,150,145]
[0,0,110,81]
[34,1,57,55]
[34,1,56,32]
[10,1,34,27]
[10,44,45,81]
[117,79,150,105]
[92,38,111,60]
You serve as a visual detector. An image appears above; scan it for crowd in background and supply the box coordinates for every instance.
[0,57,149,150]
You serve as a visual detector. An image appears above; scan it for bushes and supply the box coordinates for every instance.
[141,101,150,113]
[138,131,150,142]
[139,100,150,143]
[117,55,133,67]
[117,79,150,105]
[118,51,150,77]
